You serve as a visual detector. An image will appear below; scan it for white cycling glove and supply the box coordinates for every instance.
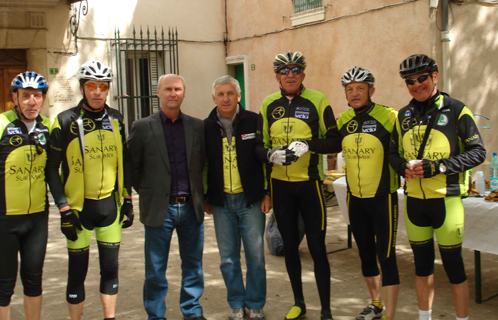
[288,141,309,158]
[268,146,295,166]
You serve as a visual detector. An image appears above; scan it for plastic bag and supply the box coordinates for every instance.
[265,211,306,256]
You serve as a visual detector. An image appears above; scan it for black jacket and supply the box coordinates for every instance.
[204,105,266,207]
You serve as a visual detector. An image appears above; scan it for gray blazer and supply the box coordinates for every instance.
[128,111,205,227]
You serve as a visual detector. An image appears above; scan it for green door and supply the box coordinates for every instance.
[235,64,245,109]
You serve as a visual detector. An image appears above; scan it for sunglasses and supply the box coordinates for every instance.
[404,73,431,86]
[278,67,303,75]
[29,132,46,155]
[85,83,109,91]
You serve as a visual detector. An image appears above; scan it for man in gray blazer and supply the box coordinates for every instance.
[128,74,206,320]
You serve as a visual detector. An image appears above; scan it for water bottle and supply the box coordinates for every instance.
[490,153,498,191]
[475,171,485,195]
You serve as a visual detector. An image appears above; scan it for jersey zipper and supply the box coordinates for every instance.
[28,139,34,214]
[285,99,292,181]
[98,128,105,199]
[229,142,233,193]
[356,132,362,197]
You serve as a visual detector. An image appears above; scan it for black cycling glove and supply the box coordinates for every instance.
[422,160,440,178]
[120,198,134,229]
[60,208,82,241]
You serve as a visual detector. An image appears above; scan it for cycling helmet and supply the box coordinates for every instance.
[399,54,438,78]
[342,66,375,87]
[77,60,113,81]
[11,71,49,93]
[273,51,307,73]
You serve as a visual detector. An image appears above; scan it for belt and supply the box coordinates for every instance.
[169,195,191,204]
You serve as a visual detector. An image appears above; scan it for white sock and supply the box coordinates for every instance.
[419,309,432,320]
[456,317,468,320]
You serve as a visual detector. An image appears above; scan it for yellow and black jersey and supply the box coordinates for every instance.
[337,103,399,198]
[256,87,340,182]
[46,102,131,211]
[221,133,243,194]
[388,92,486,199]
[0,110,51,215]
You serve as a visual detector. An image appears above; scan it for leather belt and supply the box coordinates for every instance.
[169,195,191,204]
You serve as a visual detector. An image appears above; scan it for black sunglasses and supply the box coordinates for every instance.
[29,132,46,155]
[278,67,303,75]
[405,73,431,86]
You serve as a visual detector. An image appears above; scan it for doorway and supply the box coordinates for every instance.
[0,49,28,113]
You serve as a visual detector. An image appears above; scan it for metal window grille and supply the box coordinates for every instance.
[113,26,179,128]
[293,0,323,13]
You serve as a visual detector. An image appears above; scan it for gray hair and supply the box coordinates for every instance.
[158,74,186,90]
[212,75,241,96]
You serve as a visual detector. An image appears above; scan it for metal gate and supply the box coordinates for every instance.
[114,26,179,127]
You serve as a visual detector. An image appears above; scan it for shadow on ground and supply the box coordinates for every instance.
[8,195,498,319]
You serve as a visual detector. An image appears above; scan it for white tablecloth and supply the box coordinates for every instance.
[333,176,498,255]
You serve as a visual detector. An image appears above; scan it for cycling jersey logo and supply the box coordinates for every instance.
[437,114,448,126]
[83,119,96,131]
[296,106,309,111]
[272,107,285,120]
[347,120,358,133]
[70,119,96,135]
[295,111,309,119]
[7,127,22,135]
[354,136,363,145]
[282,122,295,136]
[404,110,412,117]
[97,132,106,141]
[25,151,36,163]
[9,135,23,146]
[362,120,377,133]
[401,117,417,131]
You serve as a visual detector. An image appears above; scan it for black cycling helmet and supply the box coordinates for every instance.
[399,54,438,78]
[342,66,375,87]
[11,71,49,94]
[273,51,307,73]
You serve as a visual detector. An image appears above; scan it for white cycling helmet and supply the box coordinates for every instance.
[11,71,49,93]
[77,60,113,81]
[341,66,375,87]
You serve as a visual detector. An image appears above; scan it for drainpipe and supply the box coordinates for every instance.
[441,0,451,93]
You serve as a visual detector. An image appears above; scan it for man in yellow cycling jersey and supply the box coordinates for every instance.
[256,51,341,320]
[0,72,51,320]
[388,54,486,320]
[46,61,133,320]
[336,66,399,320]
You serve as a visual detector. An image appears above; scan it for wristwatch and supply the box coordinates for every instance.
[439,162,447,173]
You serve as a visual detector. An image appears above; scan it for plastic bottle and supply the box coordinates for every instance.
[490,153,498,191]
[475,171,485,195]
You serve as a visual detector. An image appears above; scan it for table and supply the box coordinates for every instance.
[333,176,498,303]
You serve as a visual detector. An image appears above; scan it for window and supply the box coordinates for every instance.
[291,0,325,26]
[293,0,323,13]
[114,26,179,129]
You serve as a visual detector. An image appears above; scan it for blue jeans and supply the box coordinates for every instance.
[211,192,266,309]
[143,202,204,320]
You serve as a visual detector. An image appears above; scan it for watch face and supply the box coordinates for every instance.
[440,163,447,172]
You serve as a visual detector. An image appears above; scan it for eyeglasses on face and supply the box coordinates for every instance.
[278,67,303,75]
[404,73,431,86]
[85,83,109,91]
